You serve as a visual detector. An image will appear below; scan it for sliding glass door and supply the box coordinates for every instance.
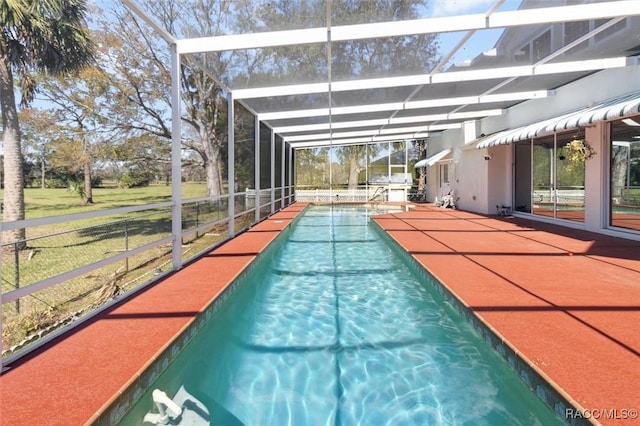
[610,116,640,231]
[514,132,585,222]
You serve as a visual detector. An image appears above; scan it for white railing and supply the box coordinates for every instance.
[533,188,585,204]
[295,188,382,202]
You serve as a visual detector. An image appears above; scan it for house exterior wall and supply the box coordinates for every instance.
[425,66,640,239]
[419,3,640,238]
[584,123,605,230]
[454,148,489,212]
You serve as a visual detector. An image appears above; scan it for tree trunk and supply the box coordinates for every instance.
[611,147,628,199]
[205,149,223,196]
[83,161,93,204]
[348,156,360,189]
[0,41,27,249]
[41,156,46,189]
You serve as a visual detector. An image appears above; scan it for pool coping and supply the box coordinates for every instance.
[371,219,595,426]
[87,208,306,425]
[95,203,588,425]
[5,201,635,425]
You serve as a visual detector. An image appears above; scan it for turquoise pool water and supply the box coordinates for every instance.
[118,205,563,425]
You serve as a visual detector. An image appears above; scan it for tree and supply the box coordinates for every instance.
[336,145,367,189]
[258,0,440,189]
[40,66,120,204]
[88,0,439,198]
[412,139,428,191]
[87,2,228,196]
[114,134,170,186]
[0,0,94,246]
[295,147,330,187]
[19,108,57,188]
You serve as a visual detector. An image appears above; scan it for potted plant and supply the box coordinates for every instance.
[563,137,596,170]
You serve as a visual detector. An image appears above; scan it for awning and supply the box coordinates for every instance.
[476,91,640,149]
[467,130,511,148]
[547,91,640,131]
[476,112,577,148]
[414,149,451,168]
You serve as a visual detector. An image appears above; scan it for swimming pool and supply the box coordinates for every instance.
[117,205,564,425]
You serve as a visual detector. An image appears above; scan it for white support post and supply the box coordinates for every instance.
[405,140,408,201]
[291,146,295,203]
[170,45,182,270]
[228,92,235,236]
[271,131,276,213]
[255,116,260,222]
[366,143,369,198]
[0,221,3,372]
[288,144,293,205]
[281,138,286,209]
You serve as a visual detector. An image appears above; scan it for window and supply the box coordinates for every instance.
[564,20,590,51]
[532,29,551,61]
[440,163,449,185]
[594,18,627,43]
[609,116,640,231]
[515,29,551,63]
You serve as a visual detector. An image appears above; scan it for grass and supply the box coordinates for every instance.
[13,182,209,219]
[0,182,251,356]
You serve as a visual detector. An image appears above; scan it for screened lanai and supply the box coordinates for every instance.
[123,0,640,219]
[3,2,640,423]
[3,0,640,372]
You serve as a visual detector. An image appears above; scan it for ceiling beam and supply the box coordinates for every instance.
[259,90,553,121]
[235,57,634,99]
[284,123,459,142]
[176,1,640,54]
[273,109,503,134]
[289,133,432,148]
[121,0,177,44]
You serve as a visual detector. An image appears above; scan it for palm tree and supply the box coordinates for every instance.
[0,0,94,248]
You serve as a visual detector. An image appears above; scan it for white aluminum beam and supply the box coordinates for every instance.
[234,57,632,99]
[234,82,329,99]
[170,45,182,270]
[179,28,326,54]
[289,132,432,148]
[176,1,640,54]
[259,91,552,121]
[122,0,177,44]
[272,109,503,133]
[284,123,460,142]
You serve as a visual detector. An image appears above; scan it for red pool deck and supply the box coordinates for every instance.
[373,205,640,426]
[1,202,639,425]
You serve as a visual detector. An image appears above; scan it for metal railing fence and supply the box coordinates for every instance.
[1,188,290,367]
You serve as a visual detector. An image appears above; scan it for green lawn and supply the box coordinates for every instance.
[1,182,229,354]
[3,182,209,219]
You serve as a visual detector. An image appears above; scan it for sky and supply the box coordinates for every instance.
[431,0,502,17]
[428,0,524,66]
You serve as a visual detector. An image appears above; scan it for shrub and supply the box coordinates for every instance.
[118,171,152,188]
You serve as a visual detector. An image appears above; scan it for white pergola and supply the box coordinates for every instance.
[121,0,640,268]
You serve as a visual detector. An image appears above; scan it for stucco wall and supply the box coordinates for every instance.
[451,148,488,212]
[425,66,640,224]
[480,66,640,136]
